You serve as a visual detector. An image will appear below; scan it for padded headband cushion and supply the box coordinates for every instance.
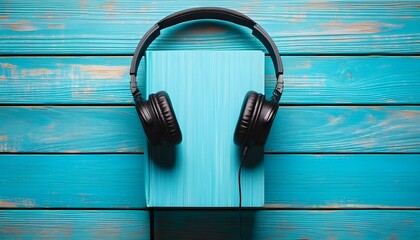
[152,91,182,145]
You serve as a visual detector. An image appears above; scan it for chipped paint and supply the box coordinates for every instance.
[265,203,419,209]
[288,14,307,23]
[0,15,9,20]
[355,139,376,148]
[369,106,383,111]
[400,15,414,19]
[9,20,38,31]
[25,68,54,77]
[138,6,157,13]
[0,75,6,80]
[305,0,338,10]
[0,63,17,69]
[0,136,8,141]
[63,150,82,153]
[285,76,326,87]
[400,110,418,118]
[48,24,65,29]
[72,64,127,79]
[320,20,402,34]
[13,198,36,207]
[288,61,312,70]
[328,115,344,125]
[0,200,16,208]
[263,204,294,208]
[101,0,116,10]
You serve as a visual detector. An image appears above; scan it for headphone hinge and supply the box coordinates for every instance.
[130,74,142,100]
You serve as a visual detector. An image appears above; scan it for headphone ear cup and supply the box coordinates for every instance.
[134,96,162,146]
[253,99,278,146]
[234,91,263,146]
[150,91,182,146]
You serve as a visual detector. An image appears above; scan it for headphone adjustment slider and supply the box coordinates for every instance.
[272,75,284,102]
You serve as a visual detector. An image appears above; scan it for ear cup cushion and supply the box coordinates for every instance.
[134,99,161,146]
[234,91,263,146]
[253,100,279,146]
[151,91,182,145]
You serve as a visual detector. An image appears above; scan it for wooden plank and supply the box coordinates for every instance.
[0,210,149,239]
[264,154,420,208]
[0,154,418,209]
[0,106,418,153]
[1,56,419,104]
[154,210,420,239]
[0,1,418,54]
[0,154,145,208]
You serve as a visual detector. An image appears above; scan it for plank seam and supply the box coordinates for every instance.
[0,104,420,107]
[0,53,419,57]
[1,207,418,211]
[1,152,419,155]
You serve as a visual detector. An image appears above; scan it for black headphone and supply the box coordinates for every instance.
[130,7,284,148]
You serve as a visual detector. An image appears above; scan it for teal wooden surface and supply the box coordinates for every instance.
[0,0,419,238]
[0,154,145,208]
[0,1,419,54]
[1,210,417,240]
[0,154,418,209]
[146,51,264,207]
[0,210,150,239]
[1,56,419,104]
[154,210,419,239]
[264,154,420,208]
[1,106,418,153]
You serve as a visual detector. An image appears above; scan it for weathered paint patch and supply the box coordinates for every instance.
[48,24,65,29]
[288,14,307,23]
[328,115,344,125]
[0,136,8,141]
[101,0,117,10]
[63,150,82,153]
[400,110,419,118]
[355,139,376,148]
[0,200,17,208]
[8,20,38,31]
[320,20,402,34]
[264,203,419,209]
[23,68,54,77]
[305,0,338,10]
[0,63,17,69]
[72,64,127,79]
[263,204,294,208]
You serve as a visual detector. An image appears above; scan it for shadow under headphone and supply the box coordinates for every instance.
[130,7,284,150]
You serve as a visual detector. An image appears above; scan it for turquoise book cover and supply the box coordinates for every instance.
[145,51,265,207]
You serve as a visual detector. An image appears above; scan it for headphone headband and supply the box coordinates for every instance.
[130,7,284,102]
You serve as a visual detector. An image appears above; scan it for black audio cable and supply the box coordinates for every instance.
[238,145,249,240]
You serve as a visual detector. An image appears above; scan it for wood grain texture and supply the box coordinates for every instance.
[0,106,418,153]
[0,154,145,208]
[154,210,420,239]
[264,154,420,208]
[1,56,419,104]
[0,1,418,54]
[0,210,149,239]
[0,154,418,209]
